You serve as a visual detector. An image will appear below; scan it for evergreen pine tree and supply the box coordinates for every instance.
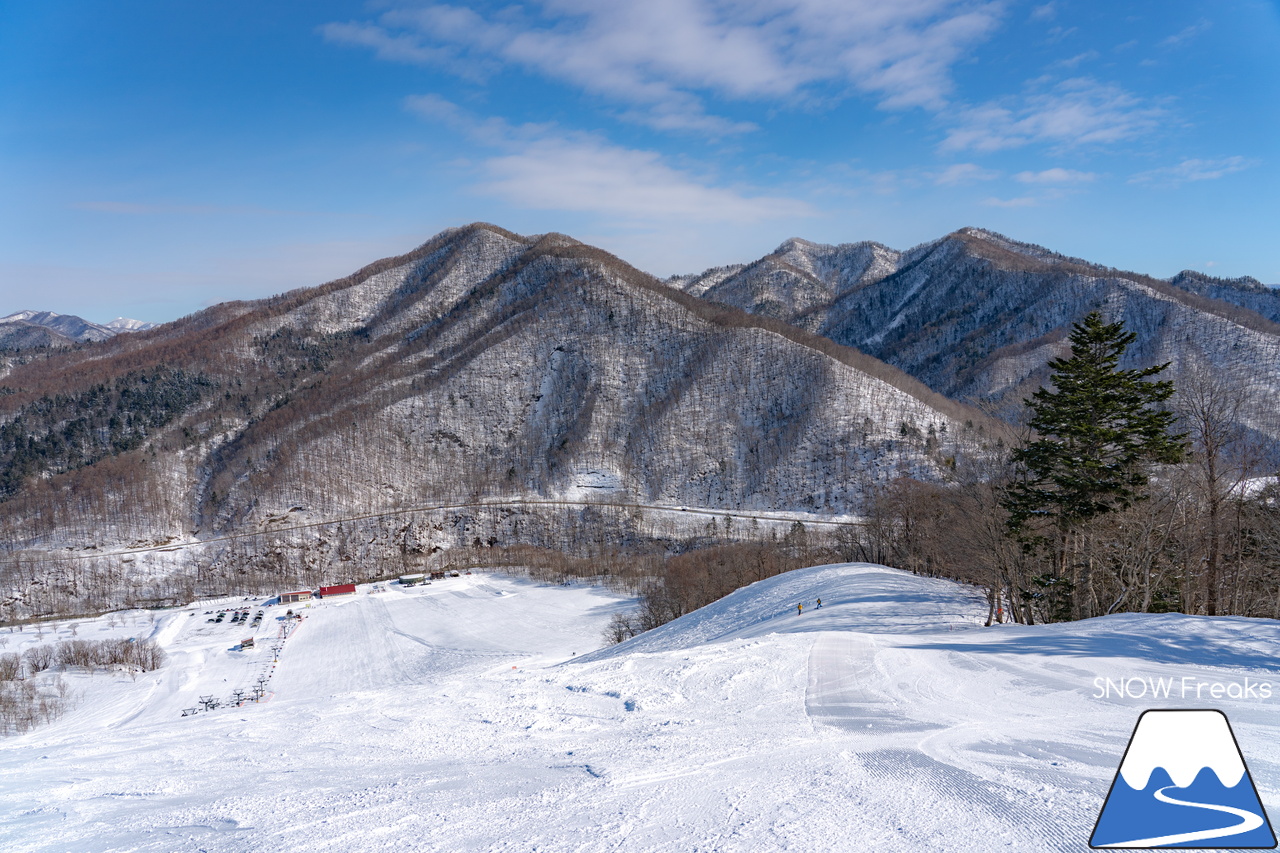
[1002,312,1185,620]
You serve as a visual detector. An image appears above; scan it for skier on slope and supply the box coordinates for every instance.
[797,603,803,615]
[816,598,822,609]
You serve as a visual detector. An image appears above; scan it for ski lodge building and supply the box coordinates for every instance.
[319,583,357,598]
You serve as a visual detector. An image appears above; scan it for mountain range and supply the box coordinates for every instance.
[0,223,1276,615]
[0,310,155,350]
[670,227,1280,423]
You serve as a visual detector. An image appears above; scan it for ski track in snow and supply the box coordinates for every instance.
[2,564,1278,852]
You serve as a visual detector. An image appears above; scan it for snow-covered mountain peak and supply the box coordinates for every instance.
[953,226,1006,243]
[948,227,1078,267]
[106,317,157,333]
[0,310,116,342]
[772,236,823,256]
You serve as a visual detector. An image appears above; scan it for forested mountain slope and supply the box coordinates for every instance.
[0,225,989,568]
[673,228,1280,434]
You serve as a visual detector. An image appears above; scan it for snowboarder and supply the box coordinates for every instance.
[816,598,822,609]
[797,603,803,615]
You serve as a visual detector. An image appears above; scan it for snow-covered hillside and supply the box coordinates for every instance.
[3,564,1278,852]
[673,228,1280,430]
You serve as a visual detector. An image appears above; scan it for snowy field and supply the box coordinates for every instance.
[2,564,1279,852]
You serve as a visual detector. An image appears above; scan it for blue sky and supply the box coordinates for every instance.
[2,0,1277,324]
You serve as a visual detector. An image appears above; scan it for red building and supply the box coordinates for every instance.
[318,583,357,598]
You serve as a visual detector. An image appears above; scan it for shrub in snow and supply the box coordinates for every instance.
[0,676,68,735]
[0,652,21,681]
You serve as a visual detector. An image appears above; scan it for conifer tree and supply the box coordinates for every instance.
[1002,312,1185,620]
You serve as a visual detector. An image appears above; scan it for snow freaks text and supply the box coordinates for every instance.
[1092,676,1273,701]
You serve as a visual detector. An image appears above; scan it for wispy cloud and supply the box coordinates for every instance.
[405,95,814,224]
[479,138,813,223]
[941,78,1164,152]
[615,101,757,136]
[982,195,1040,208]
[320,22,450,65]
[1129,156,1258,187]
[404,93,551,145]
[932,163,1000,186]
[1160,19,1211,48]
[1051,50,1099,70]
[1030,3,1056,21]
[326,1,1003,134]
[1014,167,1097,183]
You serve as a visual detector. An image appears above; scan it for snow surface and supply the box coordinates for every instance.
[3,564,1279,852]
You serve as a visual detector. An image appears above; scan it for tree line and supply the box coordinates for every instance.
[850,313,1279,624]
[0,636,165,735]
[0,367,212,500]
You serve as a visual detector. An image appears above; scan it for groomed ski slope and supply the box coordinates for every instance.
[2,563,1278,852]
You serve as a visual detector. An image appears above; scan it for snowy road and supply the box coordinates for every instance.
[2,565,1278,851]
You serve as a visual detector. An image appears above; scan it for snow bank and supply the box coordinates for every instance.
[583,562,988,661]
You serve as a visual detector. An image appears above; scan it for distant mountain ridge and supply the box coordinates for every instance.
[0,310,155,350]
[671,227,1280,432]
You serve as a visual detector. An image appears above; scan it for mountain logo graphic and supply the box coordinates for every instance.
[1091,709,1276,848]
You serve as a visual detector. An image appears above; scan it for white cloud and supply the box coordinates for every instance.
[479,137,814,223]
[982,195,1039,208]
[932,163,1000,185]
[1160,19,1211,47]
[616,99,758,136]
[1051,50,1100,70]
[405,95,814,224]
[321,21,450,65]
[1014,167,1097,183]
[326,0,1004,133]
[1129,156,1258,187]
[942,78,1164,152]
[403,94,547,145]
